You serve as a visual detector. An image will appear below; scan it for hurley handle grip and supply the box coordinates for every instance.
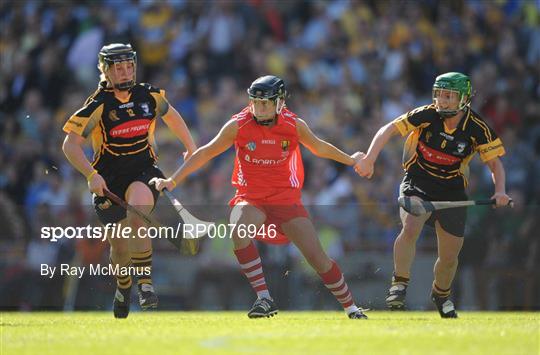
[476,199,514,207]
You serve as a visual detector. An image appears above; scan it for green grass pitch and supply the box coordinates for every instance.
[1,311,538,355]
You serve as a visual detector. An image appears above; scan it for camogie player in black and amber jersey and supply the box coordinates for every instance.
[62,43,196,318]
[355,72,511,318]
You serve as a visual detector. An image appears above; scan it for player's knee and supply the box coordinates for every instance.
[230,224,252,241]
[126,211,145,229]
[400,224,421,242]
[110,242,130,261]
[126,192,153,212]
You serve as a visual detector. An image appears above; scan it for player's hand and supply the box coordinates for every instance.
[88,173,108,196]
[351,151,366,162]
[354,155,375,179]
[150,177,176,192]
[491,192,512,208]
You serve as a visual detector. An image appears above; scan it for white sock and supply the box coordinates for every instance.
[345,304,359,314]
[257,290,271,300]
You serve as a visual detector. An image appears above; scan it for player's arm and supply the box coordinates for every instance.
[62,103,107,196]
[62,131,107,196]
[474,118,510,207]
[297,118,356,165]
[152,119,238,191]
[354,123,400,179]
[356,106,430,178]
[484,157,510,207]
[154,88,197,159]
[162,106,197,159]
[363,122,400,168]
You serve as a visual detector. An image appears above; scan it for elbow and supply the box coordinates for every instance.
[310,145,326,159]
[317,147,333,160]
[62,135,78,158]
[487,158,503,173]
[192,146,210,161]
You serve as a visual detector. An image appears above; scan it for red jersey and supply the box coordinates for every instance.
[231,107,304,193]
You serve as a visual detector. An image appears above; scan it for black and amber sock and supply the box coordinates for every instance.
[392,273,410,287]
[110,258,132,289]
[432,282,451,298]
[131,249,153,286]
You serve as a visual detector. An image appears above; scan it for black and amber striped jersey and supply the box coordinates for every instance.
[63,82,170,175]
[393,104,505,190]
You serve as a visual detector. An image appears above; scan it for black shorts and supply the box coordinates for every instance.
[399,174,467,237]
[93,165,165,225]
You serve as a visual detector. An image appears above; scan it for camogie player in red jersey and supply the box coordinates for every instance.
[152,75,367,319]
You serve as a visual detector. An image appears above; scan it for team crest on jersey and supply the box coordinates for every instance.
[109,110,120,121]
[281,140,290,151]
[425,131,432,143]
[456,141,467,154]
[246,141,256,151]
[140,102,152,117]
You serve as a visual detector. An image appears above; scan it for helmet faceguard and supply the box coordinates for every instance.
[247,75,287,125]
[432,72,472,118]
[98,43,137,91]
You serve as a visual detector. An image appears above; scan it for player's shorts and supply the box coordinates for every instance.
[400,173,467,237]
[93,165,164,225]
[229,188,309,245]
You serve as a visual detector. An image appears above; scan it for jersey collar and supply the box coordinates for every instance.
[460,108,471,131]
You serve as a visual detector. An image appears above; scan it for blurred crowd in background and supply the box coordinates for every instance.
[1,0,539,311]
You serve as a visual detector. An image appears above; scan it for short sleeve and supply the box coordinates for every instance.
[62,100,103,138]
[393,105,434,136]
[151,89,170,117]
[470,116,505,162]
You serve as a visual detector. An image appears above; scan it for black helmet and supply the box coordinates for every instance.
[98,43,137,90]
[247,75,287,101]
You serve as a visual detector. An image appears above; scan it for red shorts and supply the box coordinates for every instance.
[229,188,309,244]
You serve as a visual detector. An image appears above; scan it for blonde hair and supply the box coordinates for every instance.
[98,61,110,86]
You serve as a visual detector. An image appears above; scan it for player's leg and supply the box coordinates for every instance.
[431,218,464,318]
[229,201,277,318]
[125,181,158,310]
[281,217,367,319]
[106,219,134,318]
[386,197,431,309]
[94,194,133,318]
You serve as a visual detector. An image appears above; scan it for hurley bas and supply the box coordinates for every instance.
[41,264,151,279]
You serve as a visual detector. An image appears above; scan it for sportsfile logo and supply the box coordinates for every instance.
[40,223,277,242]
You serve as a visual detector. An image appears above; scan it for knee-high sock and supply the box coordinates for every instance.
[432,282,451,298]
[110,258,132,289]
[234,241,271,299]
[131,249,152,286]
[319,260,358,313]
